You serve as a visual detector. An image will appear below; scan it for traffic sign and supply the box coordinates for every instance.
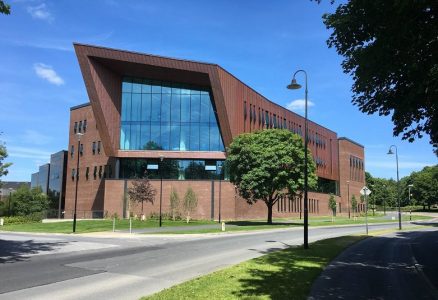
[360,186,371,196]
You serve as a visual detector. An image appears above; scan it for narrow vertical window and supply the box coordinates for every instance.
[93,166,97,179]
[85,167,89,180]
[80,143,83,156]
[78,121,82,133]
[71,168,75,180]
[97,141,101,154]
[83,119,87,132]
[244,101,247,120]
[92,142,96,155]
[74,122,78,133]
[99,166,103,178]
[70,145,74,158]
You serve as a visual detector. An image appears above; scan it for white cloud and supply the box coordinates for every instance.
[33,63,64,85]
[286,99,315,113]
[27,3,53,22]
[7,146,52,161]
[20,130,53,145]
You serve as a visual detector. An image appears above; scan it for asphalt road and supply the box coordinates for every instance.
[309,226,438,300]
[0,221,435,300]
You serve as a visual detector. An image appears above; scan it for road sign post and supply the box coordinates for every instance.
[360,186,371,235]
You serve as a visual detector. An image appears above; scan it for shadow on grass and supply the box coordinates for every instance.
[0,239,68,263]
[233,236,365,299]
[227,221,302,227]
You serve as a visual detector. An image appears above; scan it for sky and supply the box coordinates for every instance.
[0,0,436,182]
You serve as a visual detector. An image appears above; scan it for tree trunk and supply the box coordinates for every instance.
[141,200,144,214]
[267,203,273,224]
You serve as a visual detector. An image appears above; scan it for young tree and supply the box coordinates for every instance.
[328,194,337,222]
[169,186,180,221]
[0,139,12,186]
[227,129,317,224]
[410,165,438,210]
[351,194,358,219]
[12,185,48,216]
[127,178,156,219]
[322,1,438,154]
[183,187,197,223]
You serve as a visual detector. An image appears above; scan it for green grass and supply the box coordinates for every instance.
[148,214,434,234]
[142,235,367,300]
[0,219,215,234]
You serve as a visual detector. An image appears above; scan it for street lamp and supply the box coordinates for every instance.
[73,132,84,233]
[218,164,223,223]
[347,180,350,219]
[382,184,386,216]
[408,184,413,221]
[159,155,164,227]
[287,69,309,249]
[8,187,13,216]
[387,145,401,230]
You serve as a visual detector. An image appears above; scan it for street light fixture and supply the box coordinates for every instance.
[347,180,350,219]
[387,145,401,230]
[73,132,84,233]
[159,154,164,227]
[287,69,309,249]
[408,184,413,221]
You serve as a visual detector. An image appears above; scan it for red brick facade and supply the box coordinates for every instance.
[64,44,365,220]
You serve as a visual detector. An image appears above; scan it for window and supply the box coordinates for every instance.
[83,119,87,132]
[80,144,83,156]
[74,122,78,133]
[71,168,75,180]
[97,141,101,154]
[78,121,82,133]
[92,142,96,155]
[70,145,74,158]
[93,166,97,179]
[108,165,112,178]
[85,167,89,180]
[244,101,247,120]
[99,166,103,178]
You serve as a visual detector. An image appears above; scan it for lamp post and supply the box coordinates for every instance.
[8,188,13,216]
[387,145,401,230]
[159,155,164,227]
[287,69,309,249]
[347,180,350,219]
[382,184,386,216]
[73,132,83,233]
[408,184,413,221]
[218,164,223,223]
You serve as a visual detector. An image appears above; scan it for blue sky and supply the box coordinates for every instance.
[0,0,436,182]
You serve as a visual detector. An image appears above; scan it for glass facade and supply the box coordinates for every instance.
[120,77,224,152]
[48,151,67,211]
[119,158,226,180]
[37,164,50,194]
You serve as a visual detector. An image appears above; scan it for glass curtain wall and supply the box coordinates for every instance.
[120,77,224,152]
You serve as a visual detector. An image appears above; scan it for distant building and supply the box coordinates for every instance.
[0,181,30,201]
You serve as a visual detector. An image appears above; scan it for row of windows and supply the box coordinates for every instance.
[243,102,328,150]
[350,155,364,182]
[120,77,224,152]
[276,196,320,214]
[70,141,102,158]
[73,119,87,134]
[71,165,112,181]
[119,158,226,180]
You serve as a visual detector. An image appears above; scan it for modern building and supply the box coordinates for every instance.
[64,43,365,220]
[30,151,68,218]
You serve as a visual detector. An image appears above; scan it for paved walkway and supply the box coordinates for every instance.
[116,223,235,234]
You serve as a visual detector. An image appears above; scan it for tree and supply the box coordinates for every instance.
[227,129,317,224]
[328,194,337,221]
[11,185,48,216]
[322,1,438,154]
[351,194,358,218]
[127,178,156,219]
[169,186,180,221]
[183,187,197,223]
[0,1,10,15]
[410,165,438,210]
[0,138,12,186]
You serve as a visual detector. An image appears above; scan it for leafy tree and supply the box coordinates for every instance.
[183,186,197,223]
[0,139,12,186]
[169,186,180,221]
[322,1,438,154]
[410,165,438,210]
[11,185,48,216]
[351,194,358,218]
[328,194,337,221]
[227,129,317,224]
[0,1,10,15]
[128,178,156,218]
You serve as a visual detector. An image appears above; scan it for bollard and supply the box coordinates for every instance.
[221,222,225,232]
[129,217,132,234]
[0,218,3,226]
[112,217,115,232]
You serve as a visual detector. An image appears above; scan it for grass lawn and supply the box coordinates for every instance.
[142,235,367,300]
[0,219,215,234]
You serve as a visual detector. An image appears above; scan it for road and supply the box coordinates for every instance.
[0,221,435,300]
[309,226,438,299]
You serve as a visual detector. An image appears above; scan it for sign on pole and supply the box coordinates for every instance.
[360,186,371,196]
[360,186,371,235]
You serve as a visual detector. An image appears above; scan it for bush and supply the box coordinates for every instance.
[2,212,44,225]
